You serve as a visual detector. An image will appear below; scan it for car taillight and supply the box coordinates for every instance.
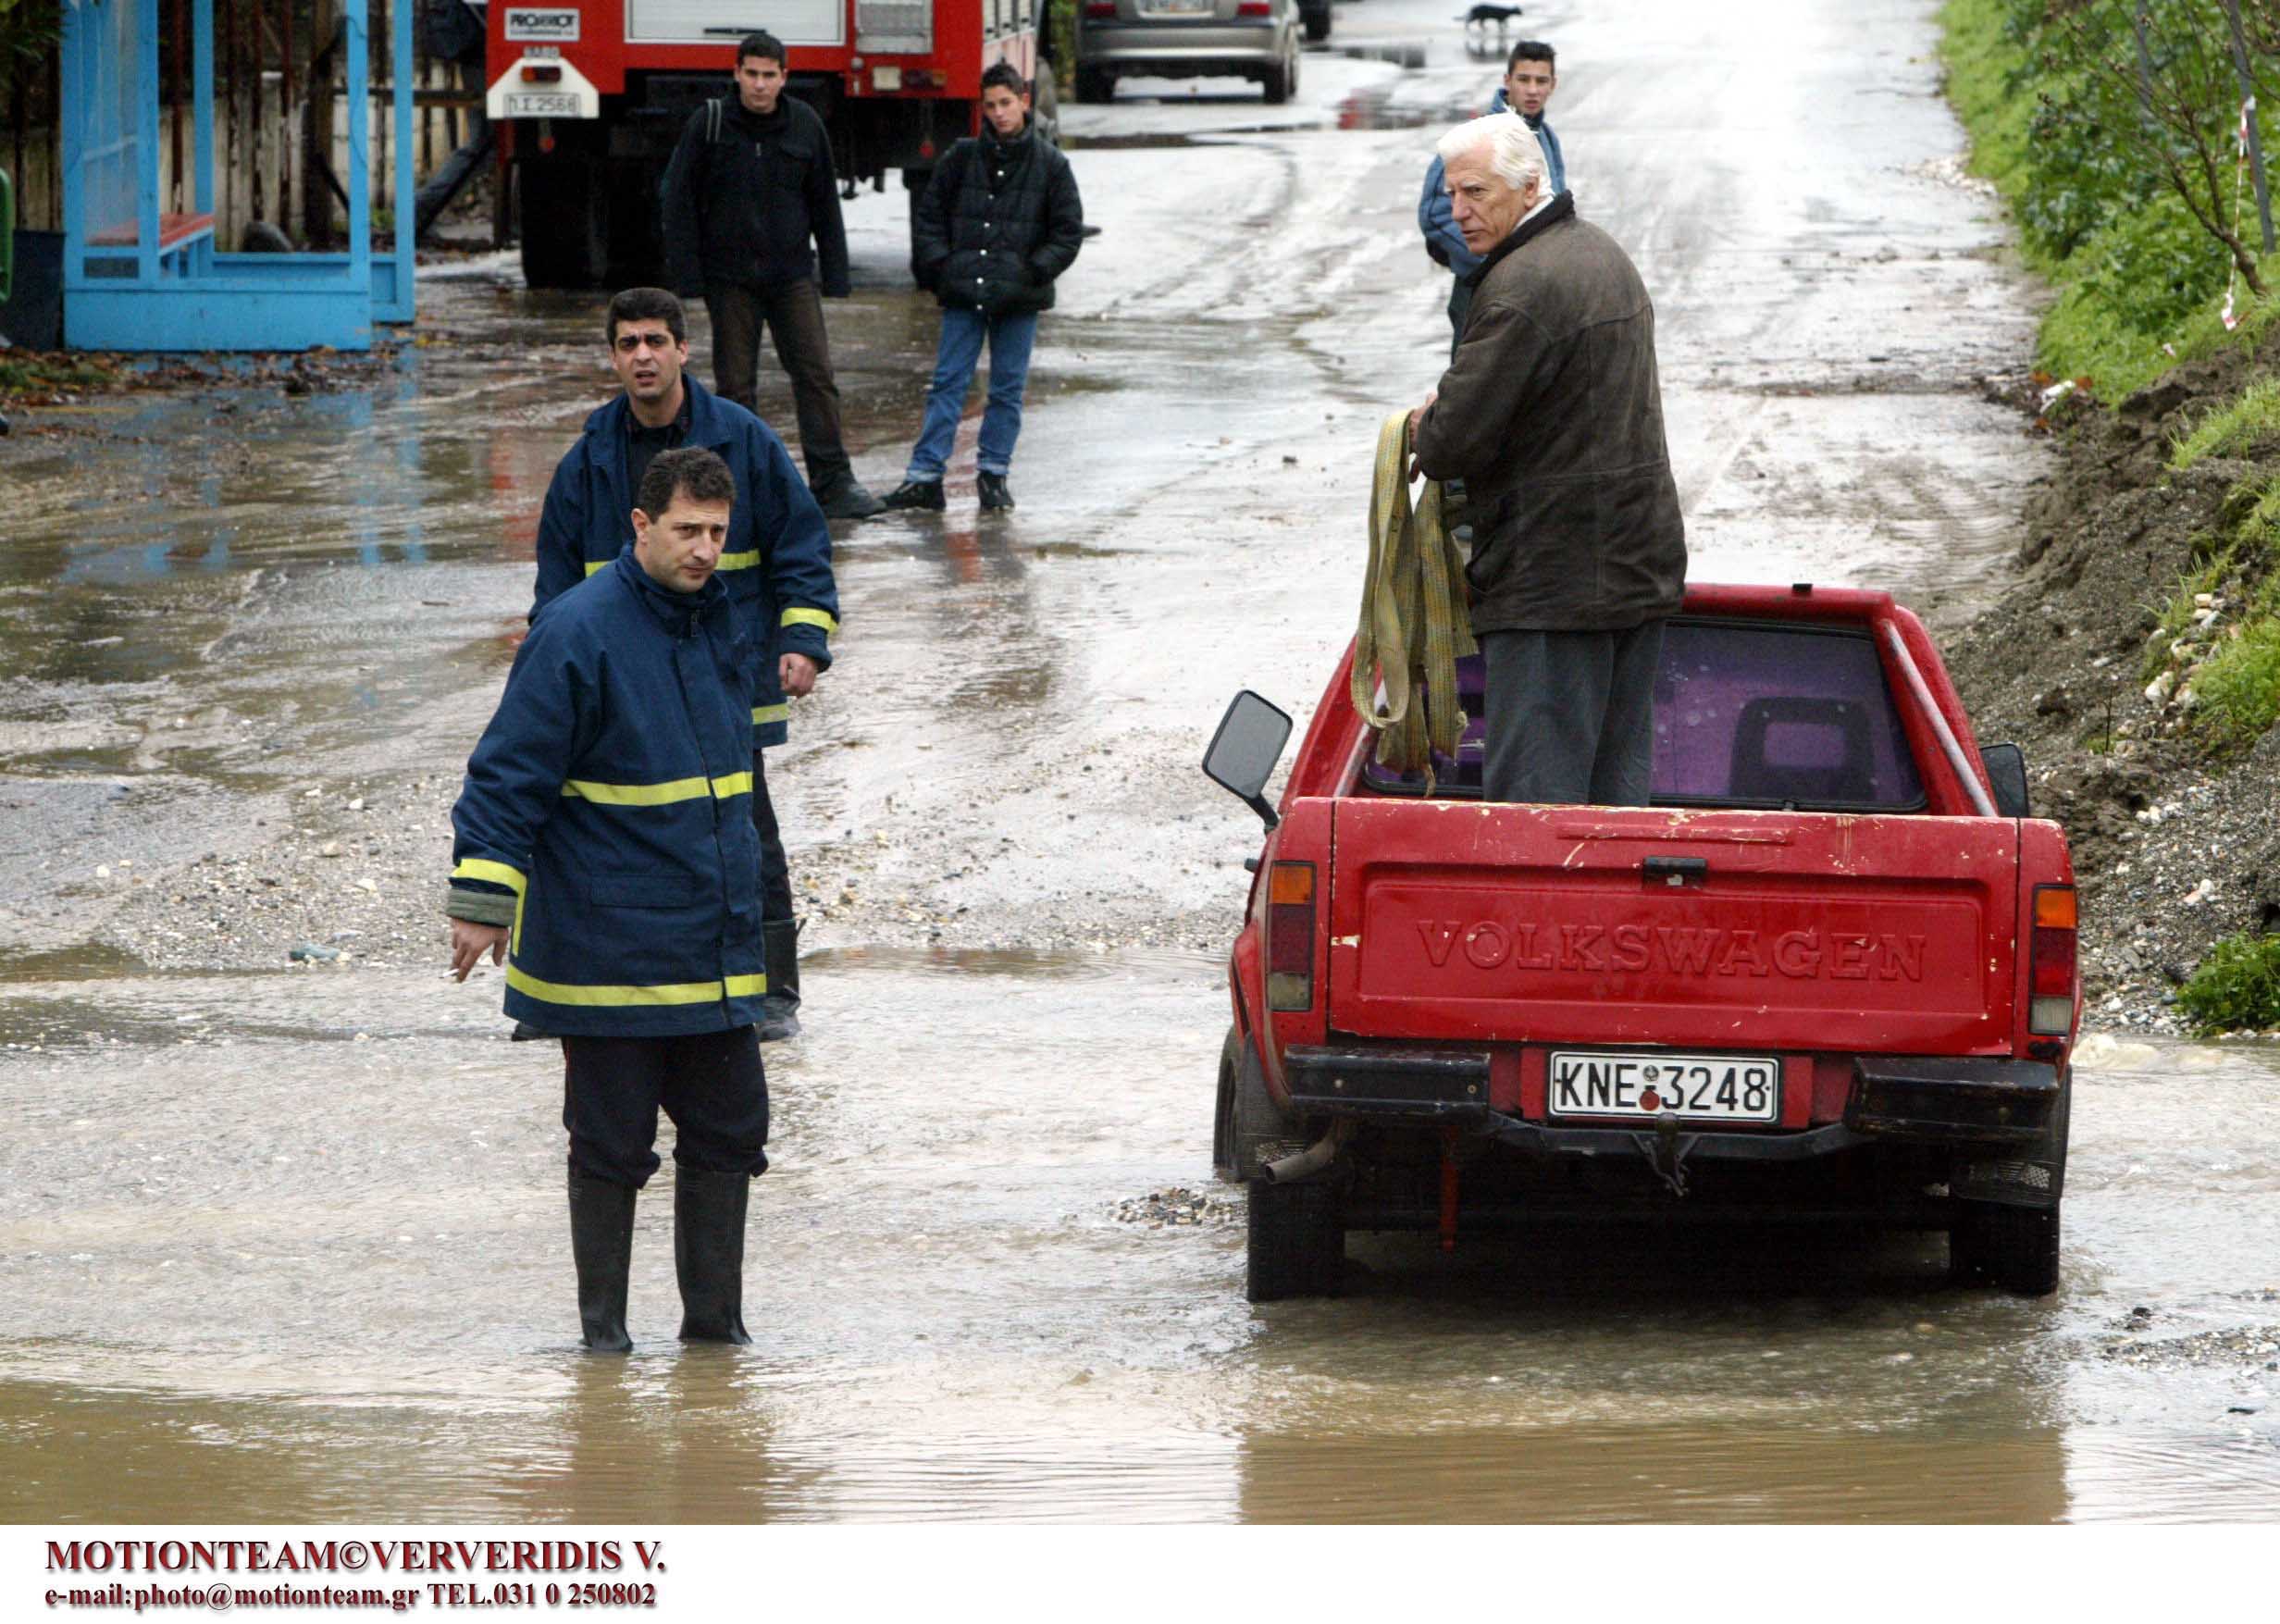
[1084,2,1117,17]
[2028,884,2076,1035]
[1237,2,1271,13]
[1267,862,1315,1011]
[519,63,563,82]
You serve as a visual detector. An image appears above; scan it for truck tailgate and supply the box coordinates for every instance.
[1328,801,2018,1054]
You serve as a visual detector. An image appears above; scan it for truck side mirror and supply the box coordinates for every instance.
[1980,742,2030,818]
[1204,690,1293,832]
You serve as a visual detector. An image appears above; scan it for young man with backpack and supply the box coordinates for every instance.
[660,31,886,521]
[882,62,1084,514]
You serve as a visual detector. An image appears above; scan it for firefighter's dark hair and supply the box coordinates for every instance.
[980,60,1029,97]
[606,287,687,348]
[737,31,787,68]
[637,447,737,519]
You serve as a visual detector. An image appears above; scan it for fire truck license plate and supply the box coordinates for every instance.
[504,91,583,117]
[1547,1052,1779,1122]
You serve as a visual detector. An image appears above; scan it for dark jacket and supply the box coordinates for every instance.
[448,553,768,1038]
[911,122,1084,316]
[533,373,838,750]
[1412,193,1687,634]
[660,93,849,296]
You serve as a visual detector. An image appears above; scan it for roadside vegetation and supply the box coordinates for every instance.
[1942,0,2280,1033]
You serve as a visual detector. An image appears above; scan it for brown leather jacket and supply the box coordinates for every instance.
[1412,193,1687,633]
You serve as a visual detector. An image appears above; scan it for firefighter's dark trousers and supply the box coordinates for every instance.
[562,1026,770,1189]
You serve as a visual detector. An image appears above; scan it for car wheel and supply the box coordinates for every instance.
[1211,1026,1243,1183]
[1228,1032,1305,1182]
[1262,51,1292,105]
[1302,2,1331,41]
[1075,66,1115,103]
[1245,1176,1344,1302]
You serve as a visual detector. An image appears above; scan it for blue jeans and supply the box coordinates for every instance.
[905,306,1039,481]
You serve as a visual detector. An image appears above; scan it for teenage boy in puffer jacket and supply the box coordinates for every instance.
[882,62,1084,514]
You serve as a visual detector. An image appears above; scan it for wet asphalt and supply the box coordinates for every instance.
[4,0,2280,1523]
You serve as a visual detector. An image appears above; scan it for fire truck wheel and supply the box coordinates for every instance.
[518,153,608,291]
[1245,1176,1344,1302]
[1074,66,1116,104]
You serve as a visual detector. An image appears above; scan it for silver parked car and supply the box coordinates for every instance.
[1072,0,1313,105]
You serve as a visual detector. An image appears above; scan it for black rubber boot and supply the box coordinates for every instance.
[814,477,886,520]
[674,1164,754,1344]
[758,918,802,1043]
[567,1168,637,1354]
[978,472,1015,512]
[882,478,946,512]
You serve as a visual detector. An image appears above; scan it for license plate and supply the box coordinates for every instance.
[1547,1051,1779,1122]
[504,91,583,117]
[1140,0,1214,14]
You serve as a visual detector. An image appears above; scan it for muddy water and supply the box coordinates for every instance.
[5,0,2277,1525]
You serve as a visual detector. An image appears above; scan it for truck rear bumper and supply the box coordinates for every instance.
[1282,1046,2061,1163]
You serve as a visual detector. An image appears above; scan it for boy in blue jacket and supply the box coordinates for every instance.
[452,447,772,1353]
[535,288,837,1042]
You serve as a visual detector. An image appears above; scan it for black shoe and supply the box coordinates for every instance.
[882,478,946,512]
[567,1168,637,1353]
[674,1164,754,1344]
[978,472,1015,512]
[814,477,886,521]
[758,919,802,1042]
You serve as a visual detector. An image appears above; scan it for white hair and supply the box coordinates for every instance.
[1436,112,1545,196]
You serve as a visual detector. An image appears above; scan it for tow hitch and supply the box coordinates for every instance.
[1639,1109,1692,1198]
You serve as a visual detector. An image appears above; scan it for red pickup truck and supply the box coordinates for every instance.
[1204,584,2078,1302]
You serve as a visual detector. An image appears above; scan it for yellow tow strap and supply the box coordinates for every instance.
[1351,410,1476,786]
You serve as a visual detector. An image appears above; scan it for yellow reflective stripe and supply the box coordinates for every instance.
[562,776,711,806]
[781,606,839,636]
[718,550,760,571]
[583,559,608,576]
[507,965,768,1007]
[562,774,752,805]
[752,703,790,726]
[452,858,526,896]
[452,859,529,954]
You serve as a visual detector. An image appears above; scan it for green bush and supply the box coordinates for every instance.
[2177,931,2280,1034]
[2173,379,2280,470]
[2191,617,2280,747]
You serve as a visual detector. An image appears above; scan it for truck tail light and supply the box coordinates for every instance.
[2027,884,2076,1035]
[519,64,563,82]
[1267,862,1315,1011]
[902,68,945,89]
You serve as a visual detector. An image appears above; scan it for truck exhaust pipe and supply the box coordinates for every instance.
[1262,1120,1353,1184]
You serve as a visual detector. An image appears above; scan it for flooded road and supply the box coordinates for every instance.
[7,0,2280,1524]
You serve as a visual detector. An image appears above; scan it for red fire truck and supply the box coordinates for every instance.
[483,0,1051,287]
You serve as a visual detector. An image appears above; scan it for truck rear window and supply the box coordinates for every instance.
[1654,620,1924,811]
[1357,617,1926,811]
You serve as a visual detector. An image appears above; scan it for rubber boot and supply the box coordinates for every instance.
[674,1164,754,1344]
[566,1168,636,1354]
[759,918,802,1043]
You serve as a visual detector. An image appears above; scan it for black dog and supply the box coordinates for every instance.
[1457,2,1524,34]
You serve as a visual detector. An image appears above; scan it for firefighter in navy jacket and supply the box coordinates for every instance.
[535,288,837,1042]
[452,447,772,1353]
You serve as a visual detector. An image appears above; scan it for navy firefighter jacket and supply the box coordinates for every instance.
[533,372,838,750]
[450,552,768,1037]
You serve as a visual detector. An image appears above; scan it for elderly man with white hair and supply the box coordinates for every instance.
[1409,112,1686,808]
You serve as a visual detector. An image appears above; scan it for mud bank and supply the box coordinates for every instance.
[1943,336,2280,1036]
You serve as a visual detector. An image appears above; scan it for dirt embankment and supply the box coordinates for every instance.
[1943,337,2280,1035]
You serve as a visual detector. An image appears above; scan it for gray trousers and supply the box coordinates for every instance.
[1481,623,1666,806]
